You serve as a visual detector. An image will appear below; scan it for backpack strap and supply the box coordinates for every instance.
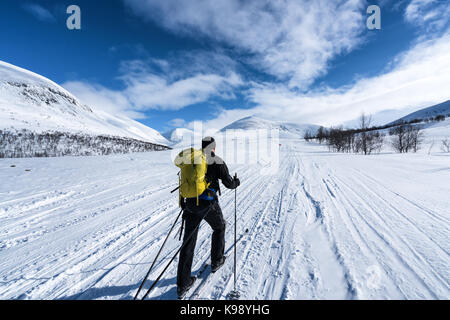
[178,172,182,208]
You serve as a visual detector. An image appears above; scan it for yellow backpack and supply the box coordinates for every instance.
[174,148,209,206]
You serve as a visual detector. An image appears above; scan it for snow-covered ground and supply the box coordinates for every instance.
[0,137,448,300]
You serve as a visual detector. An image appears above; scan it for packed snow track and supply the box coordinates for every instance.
[0,139,449,300]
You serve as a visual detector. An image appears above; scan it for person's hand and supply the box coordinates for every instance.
[234,177,240,187]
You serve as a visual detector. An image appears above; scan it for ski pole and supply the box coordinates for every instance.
[234,173,237,290]
[228,173,240,300]
[141,204,213,300]
[134,209,183,300]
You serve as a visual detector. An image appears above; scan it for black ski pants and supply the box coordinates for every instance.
[177,199,226,289]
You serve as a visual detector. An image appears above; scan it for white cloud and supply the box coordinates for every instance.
[405,0,450,33]
[22,3,56,23]
[197,33,450,130]
[63,81,147,119]
[63,56,243,118]
[121,72,242,111]
[168,118,187,127]
[124,0,366,89]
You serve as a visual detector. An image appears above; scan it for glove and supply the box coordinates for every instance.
[234,177,240,187]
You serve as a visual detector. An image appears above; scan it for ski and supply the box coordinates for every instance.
[188,265,213,300]
[177,277,198,300]
[197,263,210,278]
[188,254,232,300]
[178,264,209,300]
[182,229,249,300]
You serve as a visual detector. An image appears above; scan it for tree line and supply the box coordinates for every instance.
[0,128,170,158]
[304,114,426,154]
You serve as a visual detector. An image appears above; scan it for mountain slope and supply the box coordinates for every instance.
[220,116,320,138]
[388,100,450,125]
[0,61,168,146]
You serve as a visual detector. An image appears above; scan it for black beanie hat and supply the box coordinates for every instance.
[202,136,216,150]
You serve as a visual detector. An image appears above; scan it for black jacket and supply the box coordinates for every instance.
[205,152,239,196]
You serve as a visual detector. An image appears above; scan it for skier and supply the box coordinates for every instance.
[176,136,240,299]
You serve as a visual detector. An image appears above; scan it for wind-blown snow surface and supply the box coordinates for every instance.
[0,137,448,300]
[0,61,168,145]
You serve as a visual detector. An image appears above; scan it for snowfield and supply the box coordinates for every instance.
[0,138,449,300]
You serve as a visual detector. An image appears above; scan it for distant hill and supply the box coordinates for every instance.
[388,100,450,126]
[219,116,320,139]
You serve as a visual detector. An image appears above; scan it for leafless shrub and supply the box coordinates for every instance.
[303,130,313,142]
[389,124,423,153]
[0,128,170,158]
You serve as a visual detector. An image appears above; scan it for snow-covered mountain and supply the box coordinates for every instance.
[0,61,168,146]
[220,116,320,138]
[162,128,195,144]
[388,100,450,125]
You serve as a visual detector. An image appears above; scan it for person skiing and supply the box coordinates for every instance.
[176,136,240,299]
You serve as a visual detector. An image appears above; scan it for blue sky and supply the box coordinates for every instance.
[1,0,449,132]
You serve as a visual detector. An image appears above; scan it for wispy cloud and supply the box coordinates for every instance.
[22,3,56,23]
[168,118,187,127]
[61,81,147,120]
[404,0,450,33]
[121,72,242,111]
[123,0,366,89]
[63,53,243,118]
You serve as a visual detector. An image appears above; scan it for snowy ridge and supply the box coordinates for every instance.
[380,101,450,151]
[220,116,320,138]
[0,61,169,146]
[389,100,450,125]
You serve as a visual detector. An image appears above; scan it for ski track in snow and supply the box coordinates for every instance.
[0,140,449,300]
